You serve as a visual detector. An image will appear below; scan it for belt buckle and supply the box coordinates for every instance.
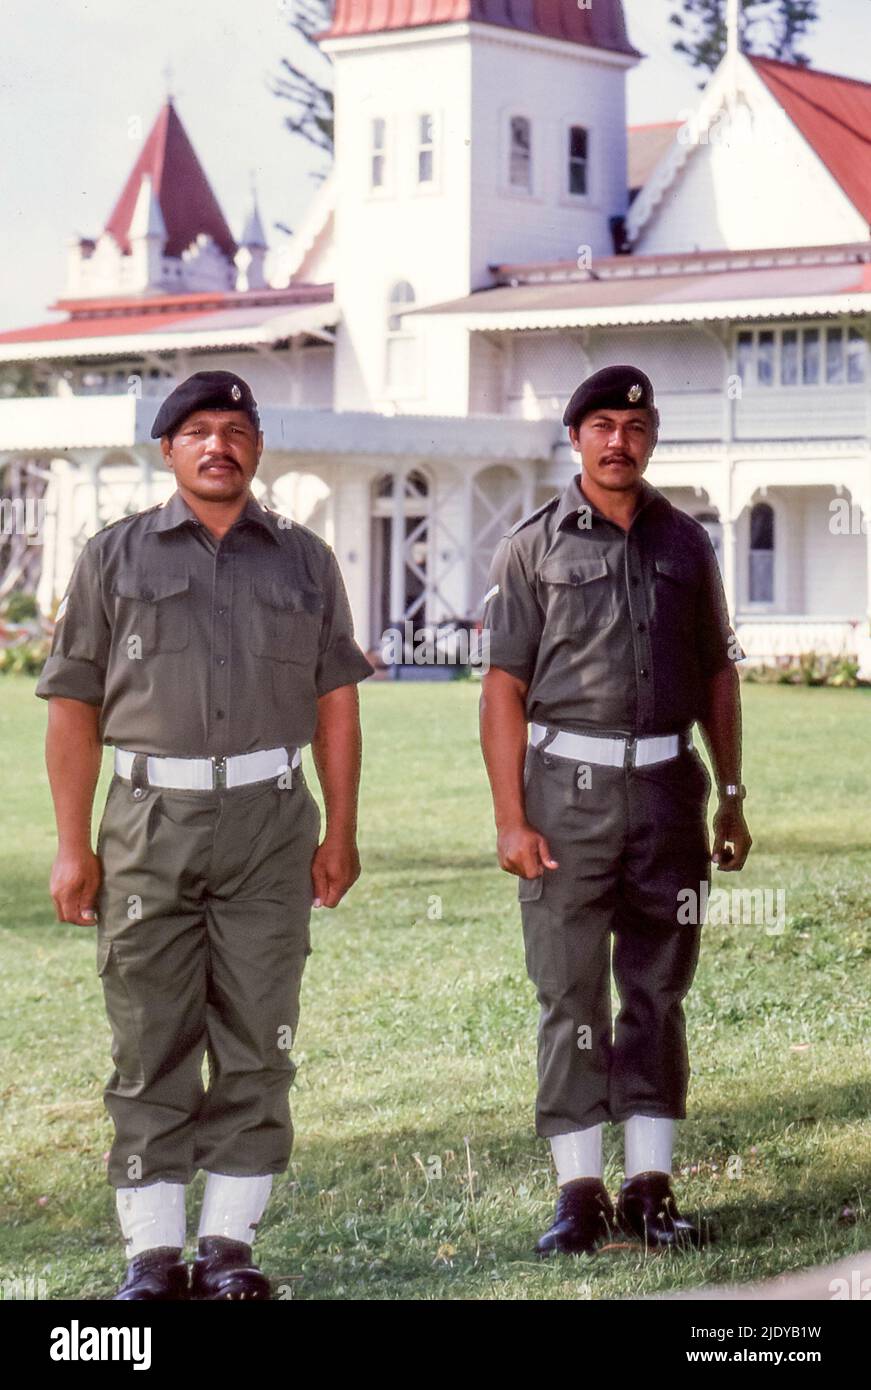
[624,735,637,770]
[212,755,227,790]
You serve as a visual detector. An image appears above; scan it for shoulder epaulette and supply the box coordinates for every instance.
[506,494,560,538]
[96,504,162,536]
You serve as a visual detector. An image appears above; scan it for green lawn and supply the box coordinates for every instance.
[0,676,869,1300]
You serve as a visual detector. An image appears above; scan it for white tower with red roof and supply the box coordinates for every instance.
[317,0,640,414]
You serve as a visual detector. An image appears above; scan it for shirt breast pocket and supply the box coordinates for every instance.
[539,555,614,634]
[248,576,324,664]
[109,571,191,656]
[653,556,699,635]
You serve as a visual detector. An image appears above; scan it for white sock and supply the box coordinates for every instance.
[116,1181,186,1258]
[624,1115,675,1179]
[197,1172,274,1245]
[550,1126,603,1185]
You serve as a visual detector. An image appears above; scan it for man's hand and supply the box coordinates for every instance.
[50,847,102,925]
[311,831,361,909]
[712,803,752,871]
[497,822,559,879]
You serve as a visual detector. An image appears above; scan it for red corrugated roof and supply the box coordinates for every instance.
[49,287,330,316]
[750,56,871,224]
[0,287,334,346]
[0,311,199,344]
[317,0,639,56]
[104,99,237,258]
[405,253,871,318]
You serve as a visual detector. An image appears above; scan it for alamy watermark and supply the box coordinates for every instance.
[380,620,490,671]
[1,497,45,538]
[677,881,786,934]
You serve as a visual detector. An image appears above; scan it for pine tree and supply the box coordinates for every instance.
[670,0,819,78]
[269,0,335,232]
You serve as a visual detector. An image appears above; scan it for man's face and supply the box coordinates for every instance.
[569,408,655,491]
[159,409,263,500]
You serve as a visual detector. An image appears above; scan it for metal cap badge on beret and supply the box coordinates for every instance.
[150,371,260,440]
[562,365,656,429]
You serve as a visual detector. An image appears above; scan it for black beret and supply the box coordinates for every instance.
[563,365,656,429]
[151,371,260,440]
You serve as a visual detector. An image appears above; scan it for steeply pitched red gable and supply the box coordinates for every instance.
[105,99,237,259]
[749,56,871,224]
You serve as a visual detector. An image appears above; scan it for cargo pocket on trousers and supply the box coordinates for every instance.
[97,936,145,1085]
[518,873,562,996]
[518,874,544,902]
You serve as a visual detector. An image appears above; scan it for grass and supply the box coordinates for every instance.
[0,676,869,1300]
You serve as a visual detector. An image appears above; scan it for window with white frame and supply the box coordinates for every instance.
[735,324,867,387]
[370,117,387,189]
[385,281,420,395]
[417,113,435,184]
[509,115,531,190]
[567,125,589,196]
[748,502,775,603]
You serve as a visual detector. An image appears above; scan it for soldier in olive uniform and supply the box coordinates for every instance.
[36,371,374,1299]
[478,365,751,1256]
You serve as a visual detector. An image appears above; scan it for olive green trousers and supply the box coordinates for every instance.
[94,766,320,1188]
[518,740,712,1136]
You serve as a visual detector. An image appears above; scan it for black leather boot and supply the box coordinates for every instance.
[536,1177,616,1256]
[190,1236,272,1300]
[616,1170,710,1249]
[114,1246,189,1300]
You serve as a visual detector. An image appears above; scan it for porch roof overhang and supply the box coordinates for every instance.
[0,298,340,364]
[0,396,559,462]
[405,246,871,331]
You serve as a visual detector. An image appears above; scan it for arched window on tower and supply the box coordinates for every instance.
[385,281,420,397]
[749,502,775,603]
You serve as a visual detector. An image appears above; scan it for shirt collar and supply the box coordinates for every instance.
[142,488,282,544]
[555,472,666,532]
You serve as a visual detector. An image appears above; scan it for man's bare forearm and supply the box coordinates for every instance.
[311,683,362,837]
[697,662,742,794]
[45,697,103,851]
[479,668,530,830]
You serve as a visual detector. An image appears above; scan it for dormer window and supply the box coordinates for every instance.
[417,113,435,184]
[567,125,589,196]
[370,118,387,189]
[509,116,531,190]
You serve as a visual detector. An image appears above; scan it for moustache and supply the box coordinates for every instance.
[200,458,239,470]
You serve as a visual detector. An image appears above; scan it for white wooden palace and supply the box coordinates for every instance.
[0,0,869,671]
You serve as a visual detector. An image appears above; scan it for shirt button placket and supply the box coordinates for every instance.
[213,547,231,750]
[626,536,653,731]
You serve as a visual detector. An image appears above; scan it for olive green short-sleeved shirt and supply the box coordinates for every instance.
[481,473,742,736]
[35,488,374,756]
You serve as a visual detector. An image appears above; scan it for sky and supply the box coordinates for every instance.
[0,0,867,333]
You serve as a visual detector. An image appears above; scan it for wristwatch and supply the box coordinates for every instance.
[719,782,747,801]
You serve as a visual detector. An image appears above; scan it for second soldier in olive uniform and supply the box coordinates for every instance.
[479,365,751,1255]
[37,371,374,1299]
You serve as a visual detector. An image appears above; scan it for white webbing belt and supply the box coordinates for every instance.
[529,722,690,769]
[114,744,301,790]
